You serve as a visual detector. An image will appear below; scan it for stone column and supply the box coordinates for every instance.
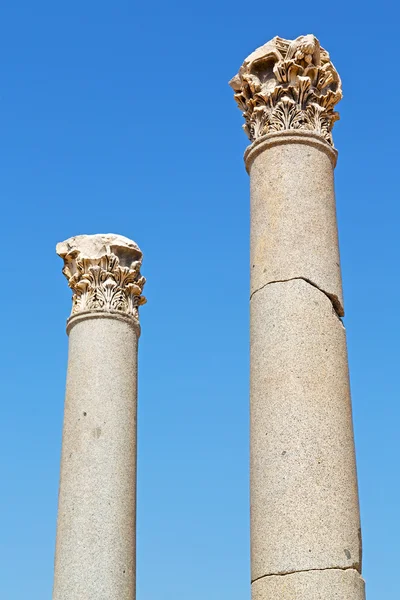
[230,36,365,599]
[53,234,146,600]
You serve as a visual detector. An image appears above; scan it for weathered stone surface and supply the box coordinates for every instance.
[248,131,343,316]
[250,279,361,580]
[252,569,365,600]
[53,233,145,600]
[56,233,142,261]
[231,35,365,600]
[53,316,139,600]
[229,35,342,147]
[57,234,146,325]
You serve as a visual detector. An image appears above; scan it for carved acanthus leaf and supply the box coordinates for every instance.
[57,234,146,322]
[229,35,342,146]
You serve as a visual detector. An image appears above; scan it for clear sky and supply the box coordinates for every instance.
[0,1,397,599]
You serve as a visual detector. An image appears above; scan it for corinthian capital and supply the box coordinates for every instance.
[229,34,342,146]
[57,234,146,324]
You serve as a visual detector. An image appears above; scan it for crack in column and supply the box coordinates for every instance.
[250,277,344,322]
[251,565,361,584]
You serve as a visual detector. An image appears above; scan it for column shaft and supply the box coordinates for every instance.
[250,278,360,578]
[53,315,138,600]
[247,133,343,314]
[247,137,363,595]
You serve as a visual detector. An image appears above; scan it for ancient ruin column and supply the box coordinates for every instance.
[53,234,146,600]
[230,36,365,599]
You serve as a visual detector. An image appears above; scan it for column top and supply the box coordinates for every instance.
[229,35,342,148]
[57,234,146,331]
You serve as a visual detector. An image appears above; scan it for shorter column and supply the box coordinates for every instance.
[53,234,146,600]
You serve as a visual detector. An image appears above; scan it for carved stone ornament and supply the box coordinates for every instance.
[229,35,342,146]
[57,234,146,322]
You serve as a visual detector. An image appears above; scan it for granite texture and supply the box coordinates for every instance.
[252,568,365,600]
[231,36,365,600]
[250,279,361,580]
[248,132,344,316]
[52,315,138,600]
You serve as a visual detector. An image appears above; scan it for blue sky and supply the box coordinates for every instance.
[0,1,397,598]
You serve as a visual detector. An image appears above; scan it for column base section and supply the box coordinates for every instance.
[252,569,365,600]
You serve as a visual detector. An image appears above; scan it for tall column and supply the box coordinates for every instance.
[53,234,146,600]
[230,36,365,599]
